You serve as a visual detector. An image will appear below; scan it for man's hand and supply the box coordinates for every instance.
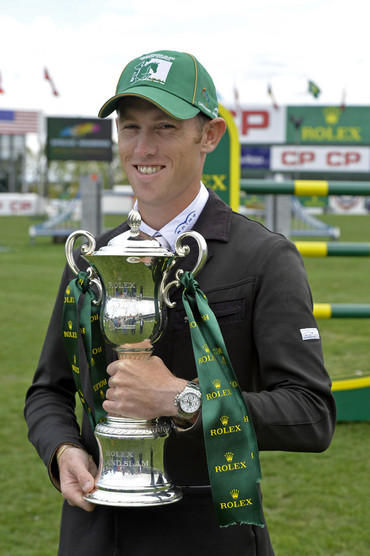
[102,355,187,419]
[57,446,97,512]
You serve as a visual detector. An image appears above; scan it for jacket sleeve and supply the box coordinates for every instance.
[24,263,87,484]
[244,238,336,453]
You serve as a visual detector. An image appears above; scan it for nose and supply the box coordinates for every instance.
[134,129,157,158]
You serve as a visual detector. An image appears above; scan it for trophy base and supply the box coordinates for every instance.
[85,415,183,507]
[85,485,182,507]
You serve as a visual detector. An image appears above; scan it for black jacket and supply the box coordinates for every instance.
[25,189,336,555]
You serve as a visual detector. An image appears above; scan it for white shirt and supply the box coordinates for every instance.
[133,183,209,252]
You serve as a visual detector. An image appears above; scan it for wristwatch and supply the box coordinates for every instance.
[174,381,202,419]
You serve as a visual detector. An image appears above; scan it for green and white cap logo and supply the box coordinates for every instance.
[99,50,219,121]
[130,56,173,85]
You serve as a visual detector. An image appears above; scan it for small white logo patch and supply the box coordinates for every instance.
[300,328,320,340]
[131,57,173,85]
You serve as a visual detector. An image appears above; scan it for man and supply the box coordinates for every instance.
[25,50,336,555]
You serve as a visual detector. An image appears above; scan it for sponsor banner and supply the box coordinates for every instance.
[202,105,240,211]
[47,117,112,161]
[271,146,370,172]
[224,104,286,144]
[0,193,42,215]
[287,106,370,145]
[241,146,270,169]
[299,196,329,212]
[329,196,367,214]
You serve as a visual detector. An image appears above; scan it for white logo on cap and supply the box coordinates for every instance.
[131,57,172,85]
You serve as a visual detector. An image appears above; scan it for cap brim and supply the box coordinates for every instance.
[98,85,200,120]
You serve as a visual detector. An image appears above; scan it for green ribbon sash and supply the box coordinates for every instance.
[180,271,264,528]
[62,271,108,430]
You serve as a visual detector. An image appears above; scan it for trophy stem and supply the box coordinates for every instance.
[85,346,182,507]
[115,338,154,360]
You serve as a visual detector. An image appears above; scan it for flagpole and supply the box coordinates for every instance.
[36,111,46,200]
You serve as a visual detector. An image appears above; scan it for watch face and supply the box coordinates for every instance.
[180,392,201,413]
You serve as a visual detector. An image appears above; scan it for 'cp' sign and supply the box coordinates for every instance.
[281,151,362,166]
[241,111,269,135]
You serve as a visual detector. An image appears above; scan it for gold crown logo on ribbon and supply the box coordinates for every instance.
[225,452,234,462]
[213,379,221,389]
[220,415,229,426]
[66,286,71,295]
[68,320,73,330]
[203,343,210,353]
[230,489,239,500]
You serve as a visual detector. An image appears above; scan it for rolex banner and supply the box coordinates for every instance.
[180,272,264,528]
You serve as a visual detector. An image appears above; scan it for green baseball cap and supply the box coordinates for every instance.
[98,50,219,120]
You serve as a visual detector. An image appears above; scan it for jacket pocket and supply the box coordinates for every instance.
[174,298,246,331]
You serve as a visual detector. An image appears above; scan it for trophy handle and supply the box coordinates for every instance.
[65,230,103,305]
[162,231,208,309]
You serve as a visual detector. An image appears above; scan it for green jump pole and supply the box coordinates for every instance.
[313,304,370,319]
[241,179,370,196]
[295,242,370,257]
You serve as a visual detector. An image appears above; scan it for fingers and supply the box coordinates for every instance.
[106,360,119,377]
[58,447,97,512]
[66,474,96,512]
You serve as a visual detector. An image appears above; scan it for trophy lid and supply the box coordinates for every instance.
[95,209,174,257]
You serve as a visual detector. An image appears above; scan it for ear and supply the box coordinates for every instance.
[201,117,227,154]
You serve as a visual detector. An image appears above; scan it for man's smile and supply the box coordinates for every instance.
[136,165,164,175]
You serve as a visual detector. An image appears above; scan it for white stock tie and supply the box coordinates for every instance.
[153,232,172,251]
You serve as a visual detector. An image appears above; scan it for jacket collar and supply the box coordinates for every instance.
[100,188,232,248]
[192,188,232,243]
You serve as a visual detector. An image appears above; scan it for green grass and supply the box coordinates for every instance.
[0,214,369,555]
[293,214,370,379]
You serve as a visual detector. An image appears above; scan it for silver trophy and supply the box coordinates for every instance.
[64,209,207,507]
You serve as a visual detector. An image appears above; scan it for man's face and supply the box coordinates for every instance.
[116,97,207,221]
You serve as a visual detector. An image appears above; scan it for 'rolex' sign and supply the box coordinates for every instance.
[287,106,370,145]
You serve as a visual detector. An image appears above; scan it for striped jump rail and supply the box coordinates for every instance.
[295,245,370,319]
[240,179,370,196]
[295,242,370,257]
[313,304,370,319]
[332,375,370,392]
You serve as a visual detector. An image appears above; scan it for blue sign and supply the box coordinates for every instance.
[241,147,270,169]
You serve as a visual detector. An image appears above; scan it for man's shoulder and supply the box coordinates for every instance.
[230,209,287,245]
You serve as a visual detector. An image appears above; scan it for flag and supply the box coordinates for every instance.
[267,83,279,109]
[44,67,59,96]
[308,80,321,98]
[0,71,4,94]
[0,110,40,135]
